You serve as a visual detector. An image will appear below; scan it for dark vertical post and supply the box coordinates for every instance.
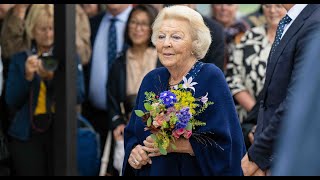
[53,4,77,175]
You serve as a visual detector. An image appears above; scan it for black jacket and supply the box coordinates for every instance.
[202,16,225,71]
[107,50,161,129]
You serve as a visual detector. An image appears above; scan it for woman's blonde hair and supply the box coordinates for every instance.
[151,5,211,60]
[25,4,54,39]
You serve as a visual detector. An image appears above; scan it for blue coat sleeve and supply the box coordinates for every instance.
[189,65,246,175]
[5,52,33,111]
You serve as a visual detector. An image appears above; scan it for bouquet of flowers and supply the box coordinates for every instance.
[135,77,214,155]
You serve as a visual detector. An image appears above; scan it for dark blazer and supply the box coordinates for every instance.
[272,25,320,175]
[83,12,128,104]
[83,12,105,99]
[248,4,320,170]
[202,16,225,71]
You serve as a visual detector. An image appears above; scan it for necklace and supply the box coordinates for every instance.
[168,76,182,87]
[168,61,196,87]
[168,81,180,87]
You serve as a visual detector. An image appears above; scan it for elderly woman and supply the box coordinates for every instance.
[122,5,245,176]
[106,4,159,175]
[5,5,84,175]
[225,4,286,149]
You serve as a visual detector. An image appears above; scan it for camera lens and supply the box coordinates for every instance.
[40,52,58,71]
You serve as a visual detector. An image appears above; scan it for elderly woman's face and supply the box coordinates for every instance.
[155,19,193,68]
[262,4,287,28]
[128,10,151,47]
[33,17,54,49]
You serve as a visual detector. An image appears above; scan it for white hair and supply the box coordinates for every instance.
[151,5,212,60]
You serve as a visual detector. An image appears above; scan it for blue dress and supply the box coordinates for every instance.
[122,62,245,176]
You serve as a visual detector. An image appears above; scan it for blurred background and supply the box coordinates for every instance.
[197,4,260,17]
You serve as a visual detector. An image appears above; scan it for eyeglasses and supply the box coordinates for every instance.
[262,4,284,11]
[129,20,150,30]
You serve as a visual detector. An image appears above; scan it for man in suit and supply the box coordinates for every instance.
[272,25,320,176]
[241,4,320,176]
[82,4,132,159]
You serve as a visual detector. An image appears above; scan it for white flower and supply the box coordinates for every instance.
[182,76,198,92]
[201,92,208,104]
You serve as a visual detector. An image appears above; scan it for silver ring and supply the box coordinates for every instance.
[134,158,139,164]
[132,158,138,165]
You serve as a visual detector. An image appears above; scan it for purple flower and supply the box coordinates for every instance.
[160,91,177,108]
[175,107,191,129]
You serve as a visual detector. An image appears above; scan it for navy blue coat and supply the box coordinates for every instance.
[5,51,85,141]
[248,4,320,170]
[122,62,245,176]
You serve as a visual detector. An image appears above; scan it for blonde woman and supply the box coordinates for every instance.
[5,5,84,175]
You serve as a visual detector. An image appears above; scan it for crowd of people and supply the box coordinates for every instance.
[0,4,319,176]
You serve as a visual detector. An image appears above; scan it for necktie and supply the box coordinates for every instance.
[270,15,292,58]
[108,18,118,69]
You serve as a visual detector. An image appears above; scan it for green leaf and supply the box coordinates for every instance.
[134,110,145,117]
[162,121,168,128]
[186,122,192,131]
[150,134,157,141]
[159,146,167,155]
[155,107,160,114]
[147,117,152,127]
[144,103,152,111]
[170,143,177,150]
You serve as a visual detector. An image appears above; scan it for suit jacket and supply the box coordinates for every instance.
[272,25,320,176]
[83,12,129,104]
[248,4,320,170]
[83,12,105,100]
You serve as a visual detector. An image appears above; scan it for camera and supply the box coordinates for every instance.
[39,51,58,71]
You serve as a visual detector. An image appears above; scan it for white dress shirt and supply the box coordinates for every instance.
[89,5,132,110]
[281,4,308,39]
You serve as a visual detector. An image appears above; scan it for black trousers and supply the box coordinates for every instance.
[9,127,53,176]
